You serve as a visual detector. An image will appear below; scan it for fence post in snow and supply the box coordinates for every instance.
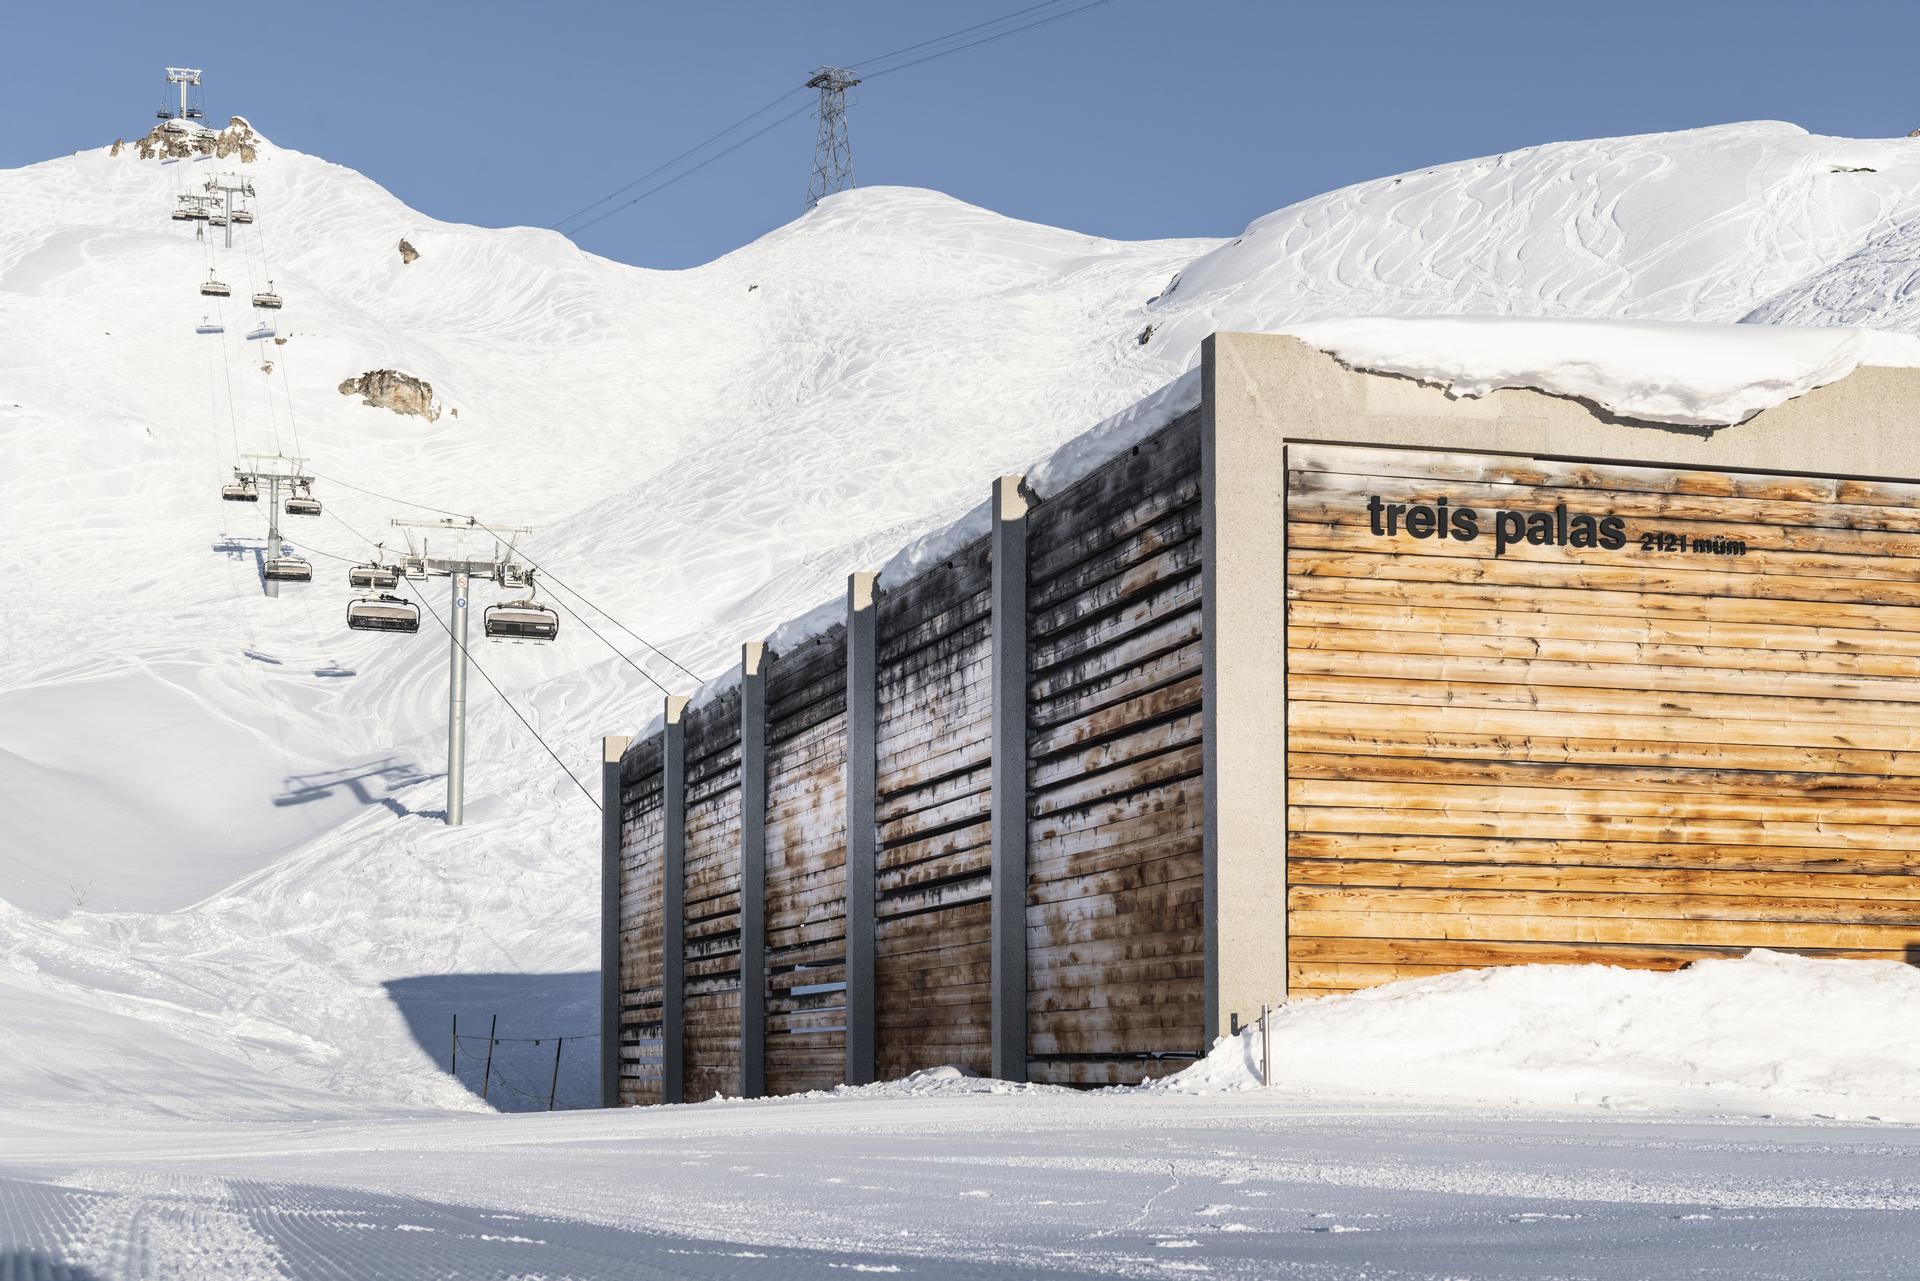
[990,474,1031,1085]
[599,733,631,1109]
[660,694,691,1106]
[739,641,769,1100]
[451,1013,458,1075]
[843,571,880,1087]
[549,1037,565,1111]
[481,1013,497,1102]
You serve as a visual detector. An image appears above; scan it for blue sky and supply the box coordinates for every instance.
[11,1,1918,268]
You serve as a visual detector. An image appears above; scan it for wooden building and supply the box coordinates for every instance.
[601,330,1920,1105]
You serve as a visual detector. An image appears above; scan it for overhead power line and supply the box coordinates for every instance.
[550,86,808,232]
[547,0,1126,233]
[855,0,1120,80]
[845,0,1074,70]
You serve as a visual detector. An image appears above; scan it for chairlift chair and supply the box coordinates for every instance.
[185,107,204,120]
[200,272,230,298]
[264,555,313,583]
[221,476,258,502]
[161,120,186,136]
[246,323,275,342]
[483,598,560,642]
[349,561,400,590]
[170,208,194,222]
[284,482,321,517]
[208,214,228,228]
[156,108,173,121]
[195,317,224,335]
[252,283,283,310]
[232,208,254,224]
[346,594,421,634]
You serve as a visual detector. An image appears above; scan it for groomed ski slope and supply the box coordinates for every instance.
[7,117,1920,1136]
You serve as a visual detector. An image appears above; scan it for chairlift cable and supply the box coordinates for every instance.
[526,581,671,697]
[395,572,601,812]
[461,516,702,683]
[314,510,601,810]
[309,473,702,683]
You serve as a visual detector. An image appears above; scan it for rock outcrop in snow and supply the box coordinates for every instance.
[338,368,440,420]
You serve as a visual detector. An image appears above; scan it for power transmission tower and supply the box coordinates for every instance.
[805,67,860,210]
[390,517,538,826]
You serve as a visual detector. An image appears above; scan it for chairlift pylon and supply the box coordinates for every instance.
[347,593,421,634]
[200,272,230,298]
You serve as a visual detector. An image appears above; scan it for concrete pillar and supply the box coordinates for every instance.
[989,474,1031,1083]
[738,642,769,1099]
[1200,334,1291,1039]
[598,733,632,1109]
[842,571,879,1086]
[660,694,691,1104]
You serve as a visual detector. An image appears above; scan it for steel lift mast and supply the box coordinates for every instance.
[204,175,255,250]
[165,67,202,121]
[390,517,537,826]
[233,453,313,597]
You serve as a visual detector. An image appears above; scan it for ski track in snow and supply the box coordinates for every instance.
[3,1097,1920,1279]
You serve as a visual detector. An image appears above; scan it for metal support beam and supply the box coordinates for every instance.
[599,733,632,1109]
[660,694,691,1105]
[989,474,1031,1084]
[263,475,282,599]
[842,571,879,1086]
[446,571,471,825]
[738,642,768,1099]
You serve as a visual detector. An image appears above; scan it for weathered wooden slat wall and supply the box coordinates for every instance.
[615,735,665,1105]
[763,624,851,1095]
[681,691,744,1100]
[1286,442,1920,996]
[873,539,996,1078]
[1024,410,1206,1084]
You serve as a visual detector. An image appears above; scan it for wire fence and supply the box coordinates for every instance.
[448,1014,600,1112]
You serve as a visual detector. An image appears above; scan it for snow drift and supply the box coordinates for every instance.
[1163,952,1920,1121]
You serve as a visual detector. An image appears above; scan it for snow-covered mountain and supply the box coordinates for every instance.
[5,117,1920,1119]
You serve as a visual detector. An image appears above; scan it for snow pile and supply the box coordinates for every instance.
[1286,316,1920,426]
[1161,953,1920,1121]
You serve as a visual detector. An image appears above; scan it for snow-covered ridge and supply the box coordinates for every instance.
[10,117,1920,1122]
